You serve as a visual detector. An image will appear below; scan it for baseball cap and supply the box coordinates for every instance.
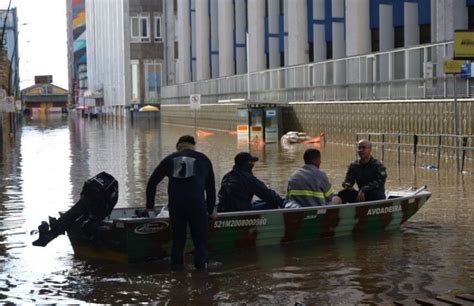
[234,152,259,165]
[176,135,196,146]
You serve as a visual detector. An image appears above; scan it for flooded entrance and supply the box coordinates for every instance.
[0,115,473,303]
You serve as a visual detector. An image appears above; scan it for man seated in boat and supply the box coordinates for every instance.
[337,139,387,203]
[217,152,284,212]
[285,148,342,208]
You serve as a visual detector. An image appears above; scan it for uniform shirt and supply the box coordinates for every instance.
[287,164,335,207]
[343,156,387,194]
[146,149,216,214]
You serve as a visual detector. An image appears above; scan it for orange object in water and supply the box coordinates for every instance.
[303,133,326,144]
[250,135,265,147]
[196,130,214,138]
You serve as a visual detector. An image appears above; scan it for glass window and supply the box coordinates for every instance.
[154,16,162,40]
[144,61,162,102]
[131,15,150,42]
[141,18,148,37]
[132,18,139,37]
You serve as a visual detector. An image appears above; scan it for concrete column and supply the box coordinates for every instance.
[405,2,420,79]
[332,0,345,59]
[268,0,280,68]
[218,0,234,77]
[332,0,346,85]
[288,0,308,66]
[196,0,210,80]
[432,0,468,77]
[177,0,191,83]
[345,0,370,56]
[430,0,437,43]
[453,0,468,33]
[164,0,176,85]
[235,0,247,74]
[379,4,393,82]
[248,0,266,72]
[404,2,419,47]
[313,0,326,62]
[379,4,394,51]
[210,0,219,78]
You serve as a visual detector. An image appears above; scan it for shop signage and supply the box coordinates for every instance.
[454,31,474,60]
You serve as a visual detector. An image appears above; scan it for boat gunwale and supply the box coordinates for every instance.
[108,190,431,223]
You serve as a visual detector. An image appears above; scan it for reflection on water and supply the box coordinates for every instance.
[0,115,473,303]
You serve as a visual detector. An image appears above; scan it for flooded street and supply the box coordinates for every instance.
[0,114,473,304]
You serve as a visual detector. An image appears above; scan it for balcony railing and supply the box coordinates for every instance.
[161,41,473,105]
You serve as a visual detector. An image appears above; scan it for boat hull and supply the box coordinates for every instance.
[66,191,430,263]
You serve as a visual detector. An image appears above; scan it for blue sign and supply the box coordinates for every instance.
[460,62,472,78]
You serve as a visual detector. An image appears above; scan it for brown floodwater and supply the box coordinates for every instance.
[0,114,473,304]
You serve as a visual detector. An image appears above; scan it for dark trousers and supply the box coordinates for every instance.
[169,202,208,270]
[338,189,386,203]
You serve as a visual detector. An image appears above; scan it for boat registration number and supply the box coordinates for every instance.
[214,218,267,228]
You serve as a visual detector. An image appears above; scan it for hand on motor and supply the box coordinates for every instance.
[356,191,365,202]
[208,212,218,220]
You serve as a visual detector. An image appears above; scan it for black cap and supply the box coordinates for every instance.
[234,152,259,165]
[176,135,196,146]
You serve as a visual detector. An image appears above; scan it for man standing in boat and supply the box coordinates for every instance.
[338,139,387,203]
[217,152,284,212]
[285,148,342,207]
[146,135,216,271]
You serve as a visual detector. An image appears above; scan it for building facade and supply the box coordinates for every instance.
[83,0,177,115]
[175,0,474,85]
[67,0,88,108]
[81,0,474,115]
[0,7,20,97]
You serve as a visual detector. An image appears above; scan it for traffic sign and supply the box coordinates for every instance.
[190,94,201,110]
[460,62,473,78]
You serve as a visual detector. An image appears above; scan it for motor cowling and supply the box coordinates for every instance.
[80,171,119,221]
[32,172,119,247]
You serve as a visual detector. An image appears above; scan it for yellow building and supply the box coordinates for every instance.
[21,83,69,114]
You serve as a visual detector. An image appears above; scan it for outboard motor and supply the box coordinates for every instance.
[32,172,118,247]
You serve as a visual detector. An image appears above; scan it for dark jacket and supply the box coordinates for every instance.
[343,156,387,194]
[146,149,216,215]
[217,164,283,212]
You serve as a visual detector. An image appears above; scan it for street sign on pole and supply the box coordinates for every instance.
[443,60,464,74]
[190,94,201,110]
[460,62,473,78]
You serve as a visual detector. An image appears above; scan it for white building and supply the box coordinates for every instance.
[175,0,473,84]
[84,0,474,113]
[85,0,176,115]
